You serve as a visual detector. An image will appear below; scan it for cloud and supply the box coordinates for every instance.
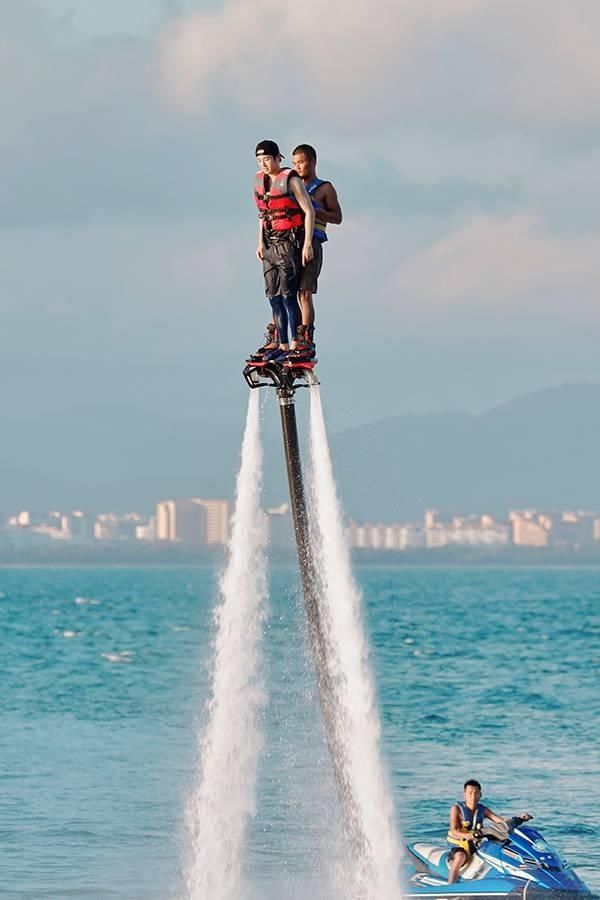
[160,0,600,138]
[0,220,241,352]
[392,212,600,314]
[0,2,250,228]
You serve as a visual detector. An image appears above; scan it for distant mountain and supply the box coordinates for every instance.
[329,383,600,520]
[1,383,599,518]
[0,403,286,513]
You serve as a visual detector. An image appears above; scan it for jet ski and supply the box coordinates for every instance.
[404,817,592,898]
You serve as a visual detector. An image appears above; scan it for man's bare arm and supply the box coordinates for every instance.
[483,807,506,825]
[484,806,533,825]
[256,219,265,260]
[316,183,343,225]
[290,176,315,264]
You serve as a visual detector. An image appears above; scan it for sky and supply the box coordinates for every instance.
[2,0,600,486]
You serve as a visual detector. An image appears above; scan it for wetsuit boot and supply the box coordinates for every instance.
[286,325,316,362]
[248,323,278,362]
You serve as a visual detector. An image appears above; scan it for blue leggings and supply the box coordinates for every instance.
[269,294,300,344]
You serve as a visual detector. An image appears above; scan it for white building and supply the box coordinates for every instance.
[155,499,207,545]
[509,510,549,547]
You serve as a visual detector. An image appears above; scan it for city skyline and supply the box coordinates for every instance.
[3,500,599,554]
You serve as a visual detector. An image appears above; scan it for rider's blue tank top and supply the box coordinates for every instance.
[306,177,329,243]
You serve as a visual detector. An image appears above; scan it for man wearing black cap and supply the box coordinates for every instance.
[250,140,315,363]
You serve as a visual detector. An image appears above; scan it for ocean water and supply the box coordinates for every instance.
[0,565,598,899]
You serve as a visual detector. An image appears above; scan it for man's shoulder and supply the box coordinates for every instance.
[311,179,334,199]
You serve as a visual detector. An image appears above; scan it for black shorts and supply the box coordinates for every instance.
[262,232,302,299]
[299,239,324,294]
[447,842,475,863]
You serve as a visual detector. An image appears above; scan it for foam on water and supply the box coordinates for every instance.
[308,385,401,900]
[102,651,134,664]
[185,390,267,900]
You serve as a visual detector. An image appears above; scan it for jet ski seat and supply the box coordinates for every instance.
[459,854,492,880]
[410,843,491,882]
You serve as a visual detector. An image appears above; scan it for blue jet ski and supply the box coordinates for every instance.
[404,816,592,899]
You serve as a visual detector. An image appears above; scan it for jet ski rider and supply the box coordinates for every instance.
[447,779,532,884]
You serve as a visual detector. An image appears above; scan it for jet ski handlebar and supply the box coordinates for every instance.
[478,815,534,843]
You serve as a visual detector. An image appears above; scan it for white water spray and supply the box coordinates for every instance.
[185,390,267,900]
[308,386,401,900]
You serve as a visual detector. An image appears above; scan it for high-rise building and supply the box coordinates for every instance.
[510,511,549,547]
[424,509,438,529]
[194,499,230,545]
[155,499,207,545]
[156,500,176,541]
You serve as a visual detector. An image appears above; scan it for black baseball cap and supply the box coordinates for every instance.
[255,139,283,158]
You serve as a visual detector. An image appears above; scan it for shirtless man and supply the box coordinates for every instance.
[285,143,342,361]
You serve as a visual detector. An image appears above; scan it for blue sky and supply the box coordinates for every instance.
[2,0,600,452]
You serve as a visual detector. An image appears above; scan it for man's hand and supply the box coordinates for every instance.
[256,244,264,261]
[302,242,314,266]
[520,813,533,822]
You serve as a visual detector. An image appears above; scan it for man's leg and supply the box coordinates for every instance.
[283,293,300,343]
[299,289,315,326]
[262,294,292,361]
[297,240,322,348]
[256,243,288,361]
[277,234,302,353]
[254,246,281,350]
[268,296,288,345]
[448,849,467,884]
[298,289,316,349]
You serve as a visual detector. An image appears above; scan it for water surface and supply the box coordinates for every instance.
[0,566,597,898]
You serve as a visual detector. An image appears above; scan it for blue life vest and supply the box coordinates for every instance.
[447,802,486,848]
[305,177,330,243]
[458,802,485,832]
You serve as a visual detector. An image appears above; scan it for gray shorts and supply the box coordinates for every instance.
[262,233,302,299]
[299,239,324,294]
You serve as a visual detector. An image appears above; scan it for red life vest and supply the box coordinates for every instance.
[254,168,304,232]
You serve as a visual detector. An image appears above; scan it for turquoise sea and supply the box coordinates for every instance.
[0,566,598,899]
